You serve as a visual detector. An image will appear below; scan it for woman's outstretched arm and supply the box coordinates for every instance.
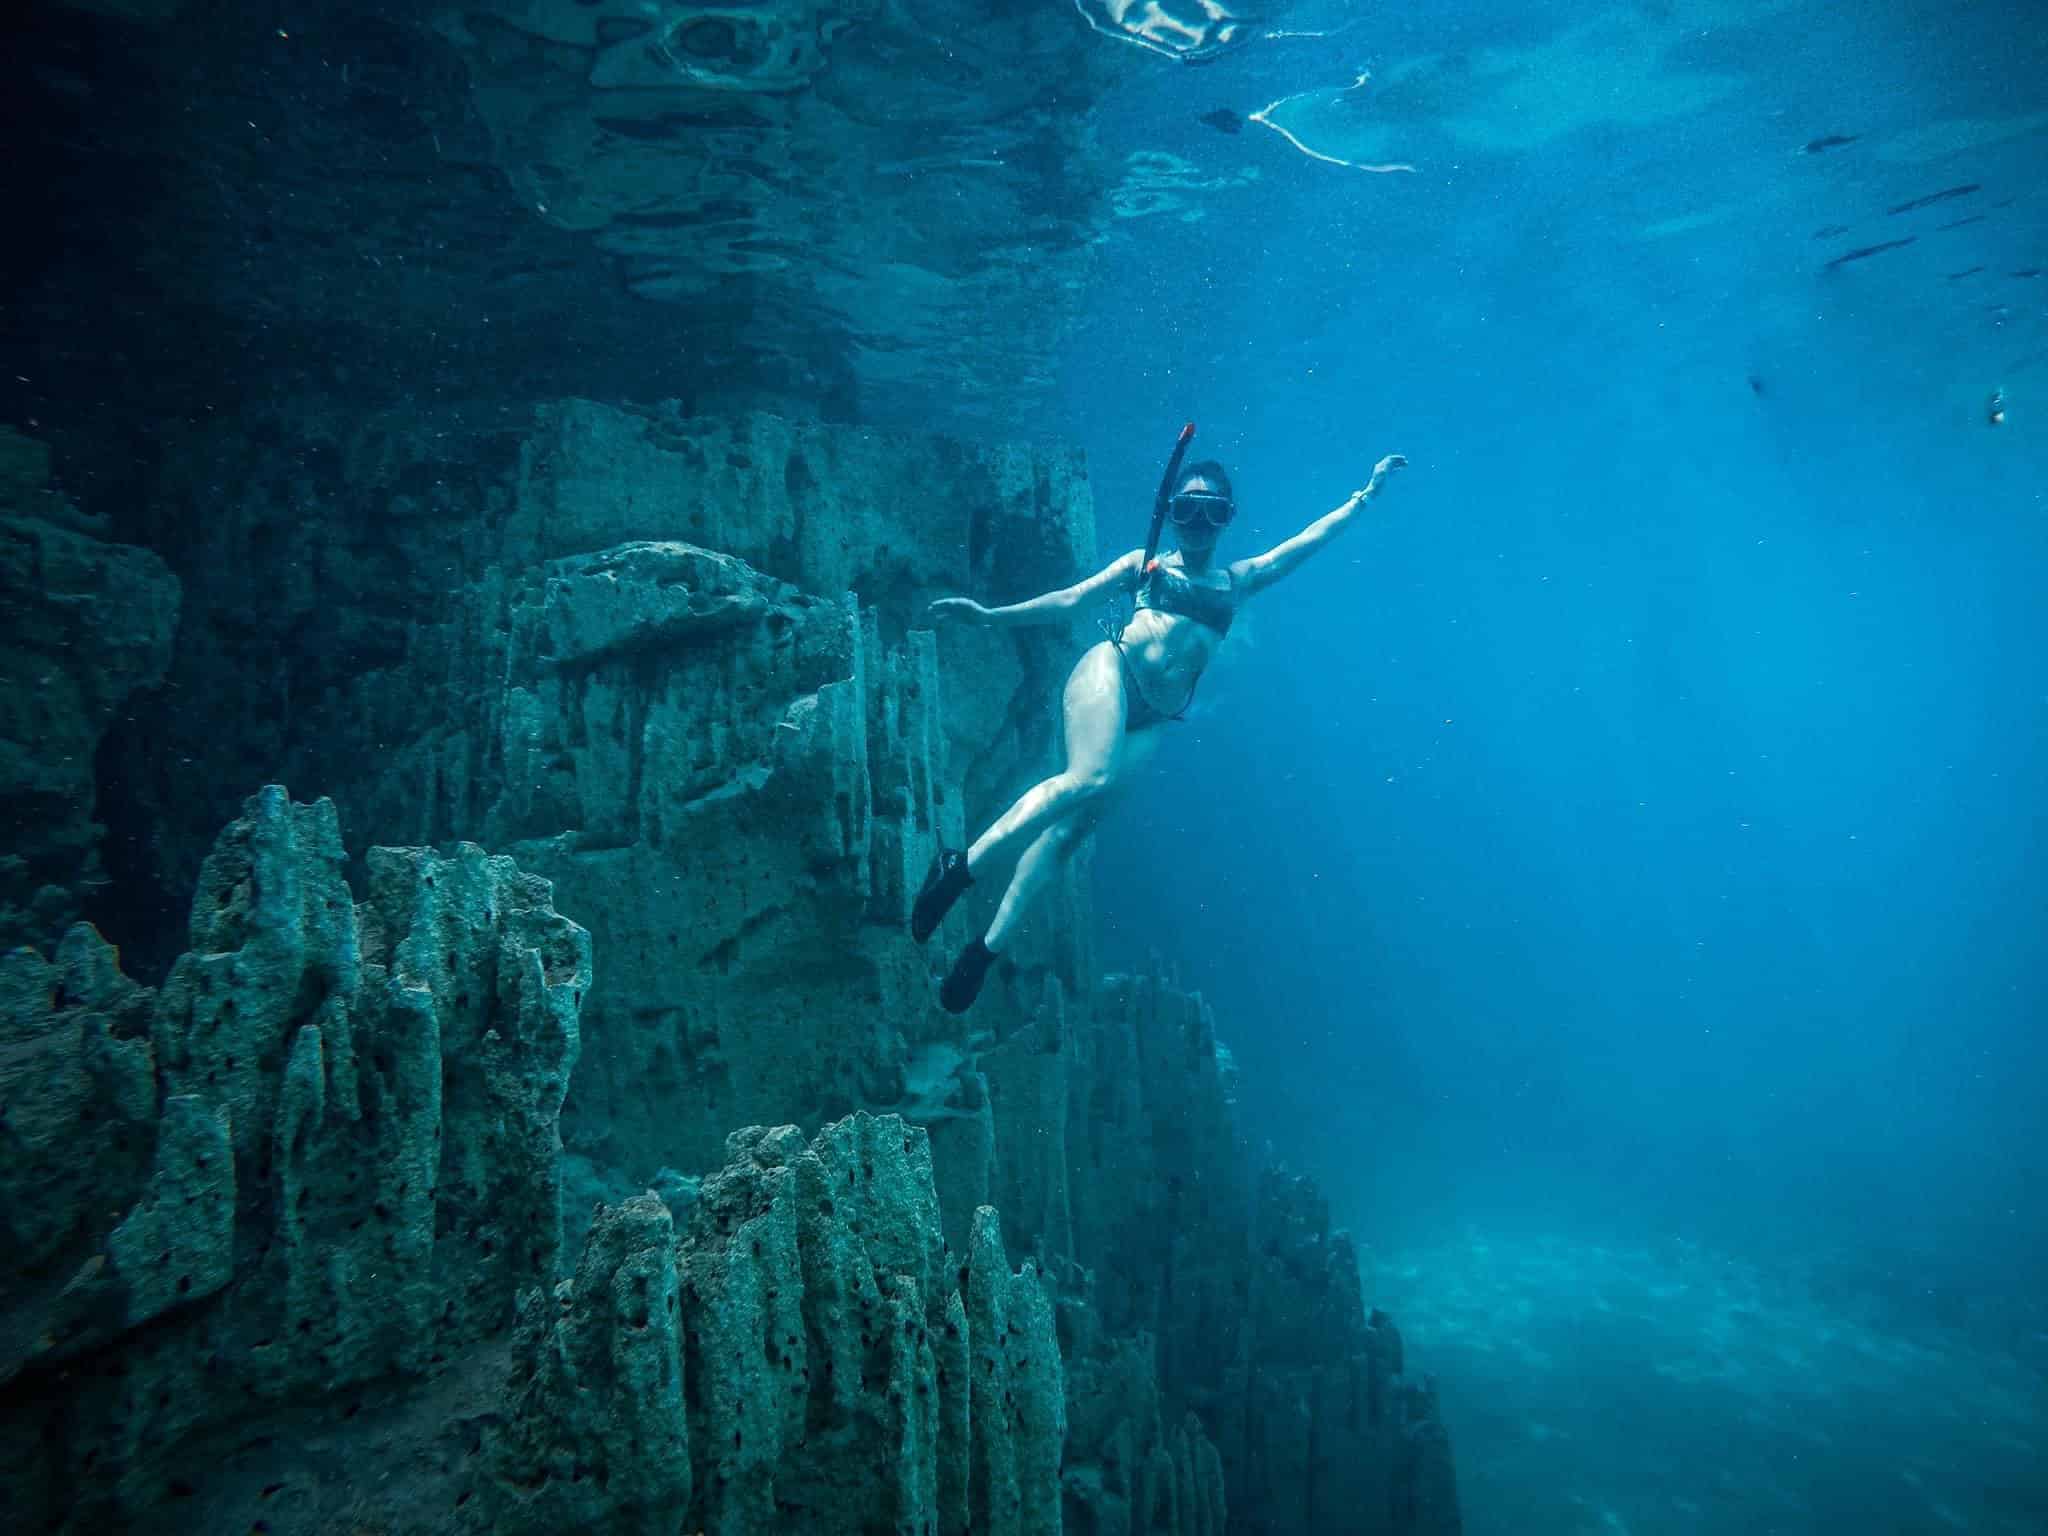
[1230,454,1407,597]
[926,548,1144,628]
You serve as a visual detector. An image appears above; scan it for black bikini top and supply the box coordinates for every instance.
[1134,560,1236,635]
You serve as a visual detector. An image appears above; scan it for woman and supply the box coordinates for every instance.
[914,451,1408,1012]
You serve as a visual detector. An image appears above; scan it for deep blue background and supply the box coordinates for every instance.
[1046,0,2047,1309]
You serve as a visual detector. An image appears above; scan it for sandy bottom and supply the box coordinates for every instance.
[1366,1229,2048,1535]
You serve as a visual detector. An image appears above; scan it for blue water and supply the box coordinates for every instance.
[1046,2,2048,1530]
[8,1,2043,1529]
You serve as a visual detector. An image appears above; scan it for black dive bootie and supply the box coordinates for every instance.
[910,847,972,943]
[940,938,997,1015]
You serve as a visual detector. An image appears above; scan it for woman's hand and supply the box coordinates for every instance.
[1352,454,1408,504]
[926,597,992,626]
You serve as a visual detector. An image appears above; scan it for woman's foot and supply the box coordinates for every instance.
[940,938,997,1014]
[910,847,973,943]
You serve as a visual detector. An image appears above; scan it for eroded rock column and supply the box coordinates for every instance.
[0,786,589,1526]
[485,1111,1064,1536]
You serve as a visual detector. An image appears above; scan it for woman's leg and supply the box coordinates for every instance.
[913,642,1132,952]
[966,643,1129,874]
[986,709,1156,951]
[981,814,1082,952]
[937,650,1153,1012]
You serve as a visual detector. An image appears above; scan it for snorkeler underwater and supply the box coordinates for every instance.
[912,427,1408,1014]
[1,2,2042,1534]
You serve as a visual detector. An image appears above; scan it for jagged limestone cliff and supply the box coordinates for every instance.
[485,1113,1065,1536]
[120,401,1099,1165]
[2,408,1460,1534]
[0,787,589,1528]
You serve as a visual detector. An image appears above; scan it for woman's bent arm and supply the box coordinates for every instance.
[928,548,1143,628]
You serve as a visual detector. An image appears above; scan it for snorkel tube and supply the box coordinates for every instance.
[1144,422,1197,572]
[1105,422,1197,645]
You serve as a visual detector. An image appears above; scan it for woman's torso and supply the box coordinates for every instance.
[1117,555,1238,703]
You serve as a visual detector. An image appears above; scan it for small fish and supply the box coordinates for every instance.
[1800,134,1859,154]
[1933,214,1986,232]
[1747,374,1768,398]
[1946,266,1985,280]
[2012,268,2041,279]
[1200,108,1243,135]
[1813,224,1851,239]
[1987,387,2005,426]
[1888,184,1979,215]
[1826,236,1916,270]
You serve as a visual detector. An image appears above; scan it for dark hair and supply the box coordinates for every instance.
[1177,458,1234,502]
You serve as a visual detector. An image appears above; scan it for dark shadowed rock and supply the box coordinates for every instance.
[0,427,178,952]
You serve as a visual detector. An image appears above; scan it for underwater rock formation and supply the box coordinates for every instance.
[0,426,178,953]
[483,1112,1064,1536]
[1057,1293,1229,1536]
[906,964,1454,1534]
[1224,1170,1460,1534]
[473,404,1100,1182]
[34,404,1460,1533]
[0,785,589,1529]
[123,400,1098,1173]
